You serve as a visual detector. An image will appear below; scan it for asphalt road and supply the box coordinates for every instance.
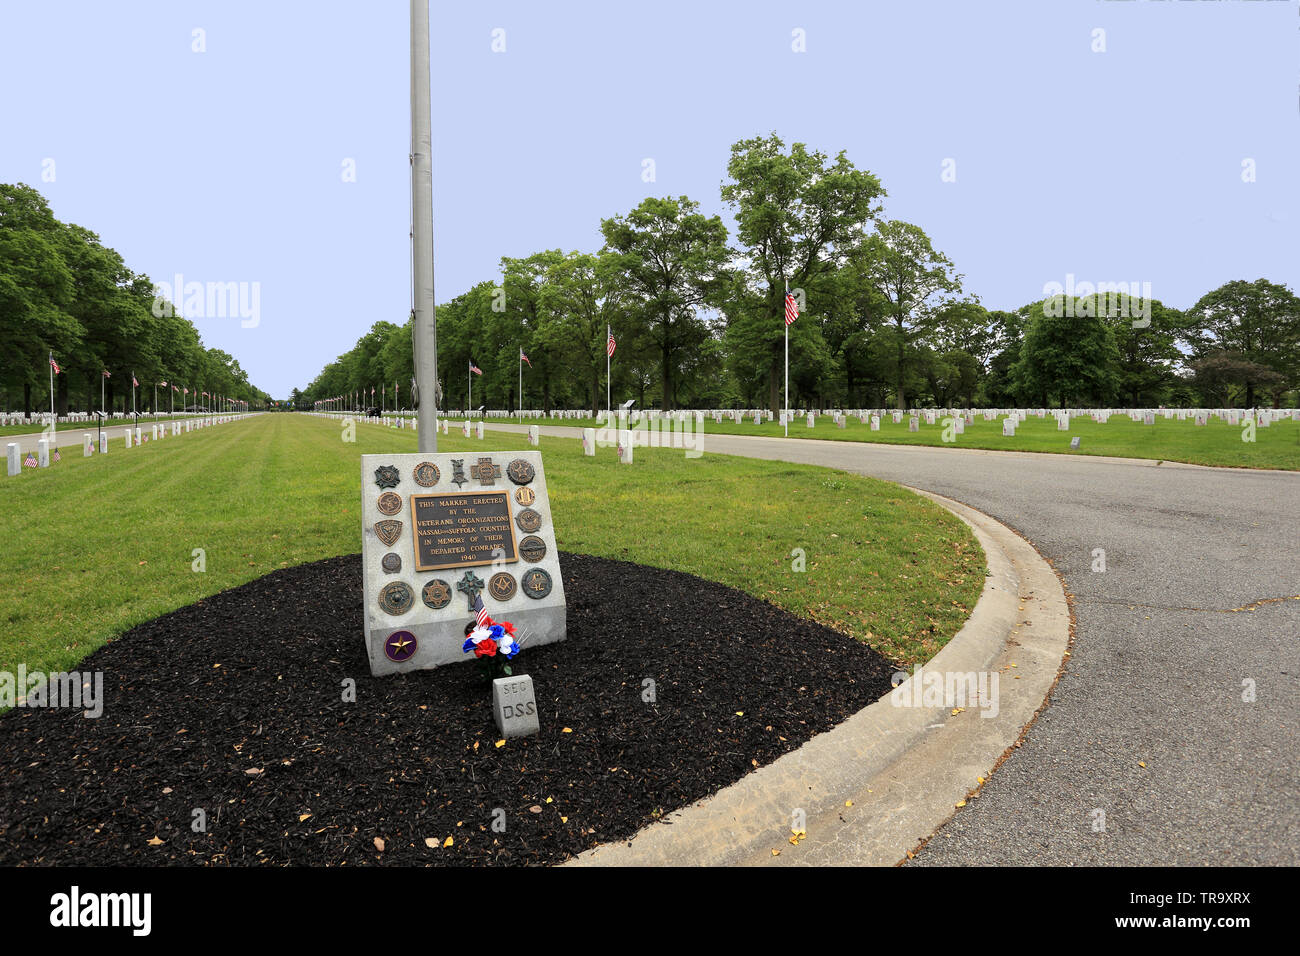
[489,422,1300,865]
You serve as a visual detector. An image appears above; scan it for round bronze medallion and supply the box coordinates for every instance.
[518,535,546,563]
[514,486,536,507]
[515,508,543,533]
[421,578,452,610]
[521,568,552,600]
[376,491,402,515]
[506,458,535,485]
[413,461,441,487]
[381,552,402,574]
[488,572,517,601]
[378,581,414,616]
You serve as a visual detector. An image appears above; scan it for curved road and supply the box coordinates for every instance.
[490,423,1300,865]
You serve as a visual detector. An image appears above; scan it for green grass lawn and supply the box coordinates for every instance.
[1,414,983,690]
[480,410,1300,470]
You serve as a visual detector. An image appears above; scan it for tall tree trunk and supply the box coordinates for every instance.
[24,382,32,419]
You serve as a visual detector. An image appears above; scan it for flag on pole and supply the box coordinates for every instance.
[607,330,617,356]
[102,370,111,379]
[132,373,139,387]
[784,292,799,326]
[23,452,37,468]
[471,593,490,629]
[520,349,532,368]
[469,361,483,375]
[48,353,60,374]
[160,380,167,387]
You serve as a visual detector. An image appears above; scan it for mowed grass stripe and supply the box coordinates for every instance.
[1,414,983,686]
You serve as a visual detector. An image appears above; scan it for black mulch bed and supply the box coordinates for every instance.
[0,553,894,866]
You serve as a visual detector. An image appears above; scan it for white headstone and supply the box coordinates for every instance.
[1002,418,1016,437]
[476,421,485,439]
[462,420,471,438]
[124,428,133,449]
[581,428,595,456]
[617,430,633,463]
[870,415,880,431]
[806,413,815,428]
[908,417,919,433]
[6,442,18,476]
[37,439,49,467]
[83,434,92,456]
[528,425,539,446]
[359,450,566,676]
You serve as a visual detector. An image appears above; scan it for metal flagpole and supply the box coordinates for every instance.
[606,324,611,420]
[518,349,522,422]
[468,360,471,417]
[48,352,55,433]
[784,281,789,438]
[411,0,438,451]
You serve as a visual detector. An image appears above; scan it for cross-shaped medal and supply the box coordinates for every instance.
[456,570,485,610]
[471,457,502,486]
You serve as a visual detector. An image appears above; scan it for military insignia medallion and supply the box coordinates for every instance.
[450,459,468,488]
[381,552,402,574]
[521,568,552,600]
[384,630,418,663]
[518,535,546,563]
[515,508,542,533]
[422,578,452,609]
[514,486,536,507]
[413,461,441,487]
[374,464,400,489]
[471,457,502,486]
[374,520,403,547]
[506,458,535,485]
[378,581,414,615]
[489,572,517,601]
[376,491,402,516]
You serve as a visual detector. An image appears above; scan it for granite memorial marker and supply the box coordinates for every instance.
[359,450,566,676]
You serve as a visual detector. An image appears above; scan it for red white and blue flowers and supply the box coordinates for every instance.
[463,616,521,678]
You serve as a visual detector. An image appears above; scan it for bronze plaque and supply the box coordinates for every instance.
[374,520,403,547]
[410,491,519,572]
[518,535,546,563]
[515,508,543,534]
[514,486,536,507]
[376,491,402,516]
[413,461,440,487]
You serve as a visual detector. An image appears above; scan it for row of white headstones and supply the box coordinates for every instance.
[5,415,248,476]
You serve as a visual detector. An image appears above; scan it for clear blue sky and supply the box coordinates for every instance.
[2,0,1296,397]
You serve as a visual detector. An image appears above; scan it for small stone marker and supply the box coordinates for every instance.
[617,430,633,463]
[806,412,815,428]
[1143,412,1155,425]
[37,439,49,467]
[1002,418,1016,436]
[83,434,92,456]
[462,420,471,437]
[870,415,880,431]
[837,417,846,429]
[476,421,485,439]
[1070,437,1081,449]
[359,449,566,676]
[528,425,539,446]
[124,428,132,449]
[892,411,902,424]
[908,416,919,432]
[492,675,539,738]
[581,427,595,456]
[1057,413,1070,431]
[99,433,107,453]
[6,442,18,476]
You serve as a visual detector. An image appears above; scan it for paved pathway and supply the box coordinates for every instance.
[488,423,1300,865]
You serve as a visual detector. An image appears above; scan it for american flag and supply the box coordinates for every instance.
[132,373,139,387]
[471,592,490,628]
[102,370,111,379]
[48,353,60,374]
[520,349,532,368]
[469,361,483,376]
[784,292,799,326]
[52,449,61,462]
[607,330,616,357]
[160,380,167,387]
[23,452,36,468]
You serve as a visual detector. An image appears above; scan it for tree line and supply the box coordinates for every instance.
[296,133,1300,412]
[0,184,271,416]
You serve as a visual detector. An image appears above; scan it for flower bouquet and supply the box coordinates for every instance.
[462,615,521,681]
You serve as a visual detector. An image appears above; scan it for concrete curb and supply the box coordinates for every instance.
[566,489,1071,867]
